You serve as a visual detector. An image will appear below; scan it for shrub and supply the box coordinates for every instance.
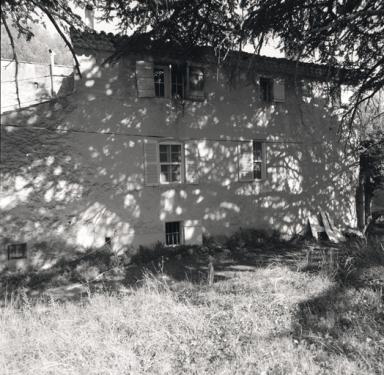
[226,228,281,251]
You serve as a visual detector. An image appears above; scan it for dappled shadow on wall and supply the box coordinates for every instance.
[0,53,357,267]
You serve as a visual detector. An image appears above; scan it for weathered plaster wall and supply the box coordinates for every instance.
[0,49,358,268]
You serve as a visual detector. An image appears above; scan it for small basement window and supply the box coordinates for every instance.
[260,77,273,102]
[105,237,112,246]
[7,243,27,260]
[165,221,181,246]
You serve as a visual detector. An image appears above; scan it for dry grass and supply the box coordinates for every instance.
[1,262,383,375]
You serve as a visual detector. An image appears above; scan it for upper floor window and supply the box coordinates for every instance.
[171,65,185,99]
[260,77,273,102]
[260,77,285,103]
[136,60,205,100]
[188,67,204,98]
[154,68,165,97]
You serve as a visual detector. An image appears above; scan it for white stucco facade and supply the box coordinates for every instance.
[0,33,359,268]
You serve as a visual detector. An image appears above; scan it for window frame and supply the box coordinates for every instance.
[238,140,267,182]
[7,243,27,260]
[154,66,166,98]
[171,64,186,99]
[165,221,183,246]
[253,140,265,180]
[151,63,205,101]
[158,141,185,185]
[186,65,205,101]
[153,64,171,98]
[260,77,273,103]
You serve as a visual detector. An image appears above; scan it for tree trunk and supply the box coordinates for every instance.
[356,153,369,230]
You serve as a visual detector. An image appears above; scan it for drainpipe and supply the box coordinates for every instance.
[49,49,56,96]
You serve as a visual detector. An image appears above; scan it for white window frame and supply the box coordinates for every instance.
[159,141,185,185]
[238,140,267,182]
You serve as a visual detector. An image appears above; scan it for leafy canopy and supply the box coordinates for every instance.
[1,0,383,123]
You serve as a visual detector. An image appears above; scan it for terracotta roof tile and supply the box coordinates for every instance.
[70,28,360,84]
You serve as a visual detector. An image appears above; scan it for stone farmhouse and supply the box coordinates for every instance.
[0,23,359,268]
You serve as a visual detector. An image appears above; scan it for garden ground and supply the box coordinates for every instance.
[1,231,383,374]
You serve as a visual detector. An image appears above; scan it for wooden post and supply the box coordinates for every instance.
[49,49,56,96]
[208,255,214,286]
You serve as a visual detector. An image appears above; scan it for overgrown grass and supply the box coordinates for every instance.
[1,232,383,374]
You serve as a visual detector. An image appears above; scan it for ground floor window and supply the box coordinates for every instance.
[7,243,27,260]
[165,221,181,246]
[159,144,182,183]
[253,141,263,179]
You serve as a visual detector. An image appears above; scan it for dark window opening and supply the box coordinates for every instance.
[189,67,204,93]
[260,77,273,102]
[330,84,341,107]
[154,68,165,97]
[105,237,112,246]
[171,65,185,99]
[253,141,263,179]
[165,221,181,246]
[7,243,27,260]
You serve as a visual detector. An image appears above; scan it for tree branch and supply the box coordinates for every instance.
[31,1,82,79]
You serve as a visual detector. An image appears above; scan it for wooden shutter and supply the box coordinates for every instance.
[136,61,155,98]
[144,140,159,185]
[185,141,200,184]
[184,220,203,245]
[261,142,267,180]
[238,141,254,181]
[273,78,285,102]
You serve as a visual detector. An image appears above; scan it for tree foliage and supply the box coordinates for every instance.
[1,22,72,65]
[1,0,383,125]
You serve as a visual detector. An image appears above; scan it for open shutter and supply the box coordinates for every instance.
[185,141,200,184]
[187,65,205,100]
[136,61,155,98]
[184,220,203,245]
[261,142,267,180]
[273,78,285,102]
[144,140,159,186]
[238,141,254,181]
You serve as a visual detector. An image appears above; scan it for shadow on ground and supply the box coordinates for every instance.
[0,238,350,304]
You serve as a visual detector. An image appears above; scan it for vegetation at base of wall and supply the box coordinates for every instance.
[225,228,283,251]
[1,237,383,374]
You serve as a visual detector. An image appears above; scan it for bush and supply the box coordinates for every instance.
[226,228,281,251]
[131,242,188,264]
[316,237,384,284]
